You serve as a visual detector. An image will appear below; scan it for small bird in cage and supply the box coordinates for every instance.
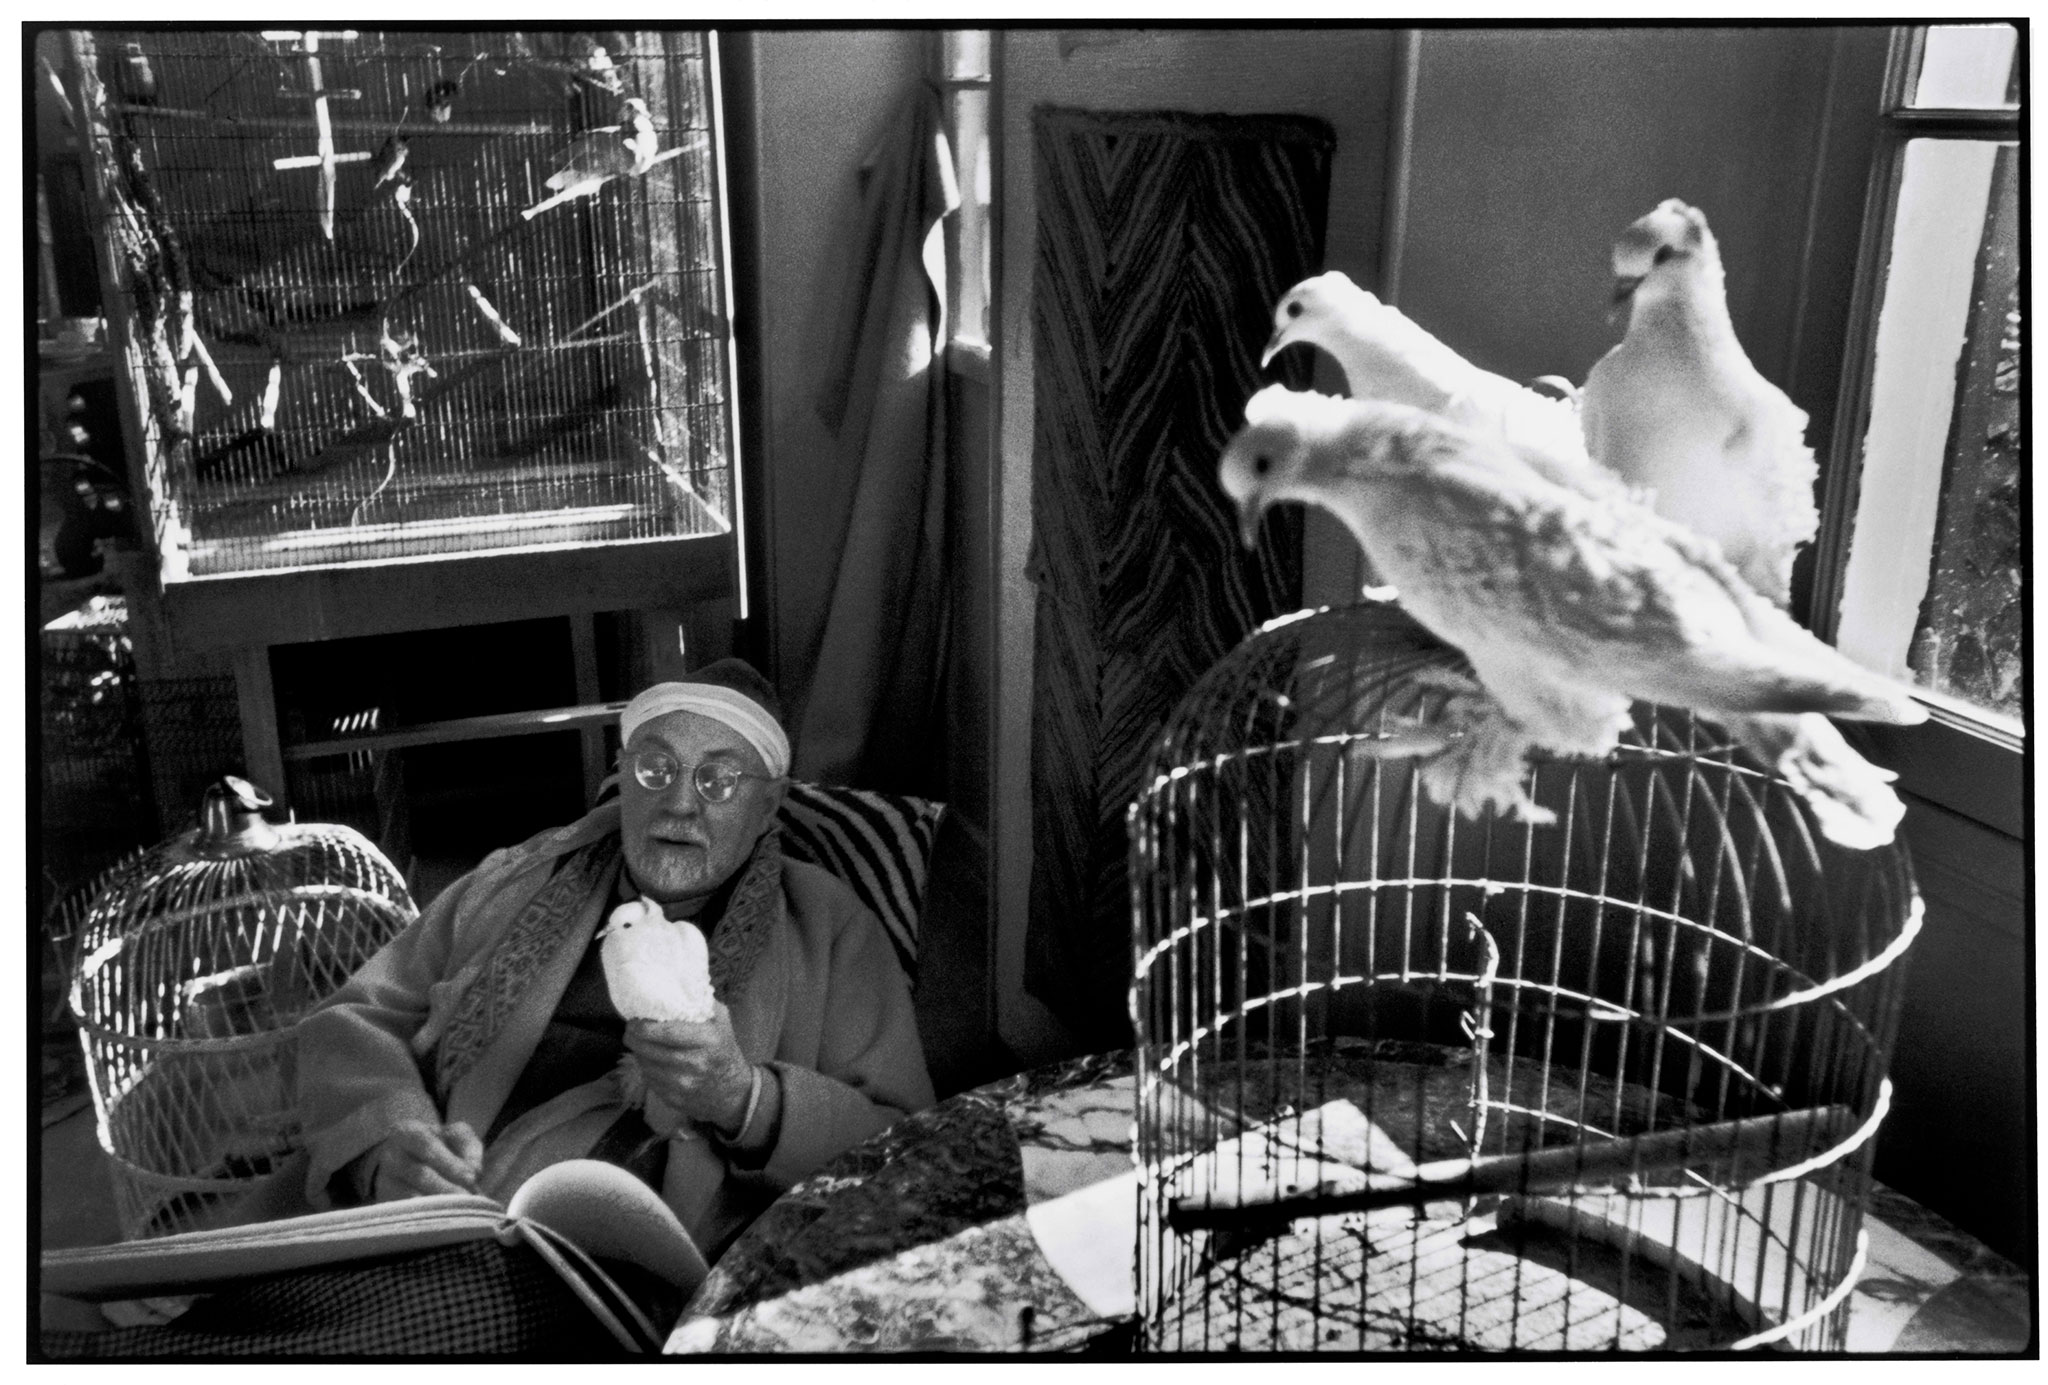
[522,96,660,220]
[386,172,420,273]
[1582,200,1819,608]
[369,134,410,189]
[113,41,158,106]
[422,78,460,123]
[377,324,436,420]
[577,40,626,94]
[257,360,283,431]
[1217,386,1927,846]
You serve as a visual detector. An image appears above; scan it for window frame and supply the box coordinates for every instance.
[1808,24,2023,838]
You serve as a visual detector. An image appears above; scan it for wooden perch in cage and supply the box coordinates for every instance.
[1166,1104,1855,1234]
[270,30,368,242]
[105,104,552,137]
[275,279,651,476]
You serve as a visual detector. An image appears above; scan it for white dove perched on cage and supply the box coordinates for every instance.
[1217,385,1927,849]
[1262,271,1609,498]
[521,97,661,220]
[601,897,717,1135]
[1581,200,1820,607]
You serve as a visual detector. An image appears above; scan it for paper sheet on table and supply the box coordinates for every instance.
[1846,1214,1964,1352]
[1024,1098,1419,1318]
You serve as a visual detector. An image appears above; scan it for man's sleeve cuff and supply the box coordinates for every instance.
[713,1065,782,1164]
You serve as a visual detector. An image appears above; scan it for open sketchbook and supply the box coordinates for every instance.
[40,1159,710,1353]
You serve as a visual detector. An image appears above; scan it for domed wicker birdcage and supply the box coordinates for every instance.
[69,777,417,1239]
[1128,601,1920,1353]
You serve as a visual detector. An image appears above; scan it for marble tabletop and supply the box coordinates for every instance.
[666,1051,2031,1356]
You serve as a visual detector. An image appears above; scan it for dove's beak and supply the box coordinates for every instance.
[1259,330,1287,371]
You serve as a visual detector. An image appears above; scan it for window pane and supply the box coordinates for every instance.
[1910,24,2019,109]
[940,30,991,349]
[1834,138,2021,730]
[942,30,990,81]
[1904,144,2021,720]
[950,86,990,345]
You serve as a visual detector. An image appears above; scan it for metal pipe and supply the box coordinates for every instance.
[1379,29,1422,305]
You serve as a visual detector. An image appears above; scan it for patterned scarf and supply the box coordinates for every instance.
[432,827,785,1098]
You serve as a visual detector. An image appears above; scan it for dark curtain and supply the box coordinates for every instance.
[1024,107,1334,1047]
[794,85,961,797]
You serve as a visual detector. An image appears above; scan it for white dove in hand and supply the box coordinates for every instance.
[521,97,660,221]
[601,897,716,1136]
[601,897,715,1022]
[1218,385,1926,848]
[1581,199,1819,607]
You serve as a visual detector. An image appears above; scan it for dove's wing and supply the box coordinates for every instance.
[1723,711,1907,852]
[1307,412,1917,731]
[671,920,716,1021]
[1648,522,1923,724]
[1719,380,1820,593]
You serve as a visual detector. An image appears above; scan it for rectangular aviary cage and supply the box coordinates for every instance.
[64,28,739,581]
[1129,603,1920,1353]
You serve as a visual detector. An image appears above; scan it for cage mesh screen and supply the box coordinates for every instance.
[71,29,735,578]
[42,598,158,908]
[1130,602,1919,1352]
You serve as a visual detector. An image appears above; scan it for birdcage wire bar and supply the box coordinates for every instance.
[1130,602,1918,1353]
[70,817,417,1239]
[68,28,735,580]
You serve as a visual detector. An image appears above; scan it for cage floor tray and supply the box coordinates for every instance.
[1155,1209,1724,1351]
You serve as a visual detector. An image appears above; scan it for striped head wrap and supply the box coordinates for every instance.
[620,658,790,778]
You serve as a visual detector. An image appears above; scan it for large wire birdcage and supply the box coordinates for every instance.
[69,777,418,1239]
[1129,601,1920,1353]
[64,28,736,579]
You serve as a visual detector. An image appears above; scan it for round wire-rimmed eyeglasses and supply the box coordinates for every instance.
[621,748,777,803]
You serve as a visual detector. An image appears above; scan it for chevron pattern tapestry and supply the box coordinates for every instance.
[1025,107,1334,1046]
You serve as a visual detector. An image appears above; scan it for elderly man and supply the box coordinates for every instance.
[293,659,934,1259]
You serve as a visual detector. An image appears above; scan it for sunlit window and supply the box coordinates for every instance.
[1828,25,2022,733]
[1908,22,2019,109]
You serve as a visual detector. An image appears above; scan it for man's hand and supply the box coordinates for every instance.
[623,1003,756,1136]
[369,1119,485,1201]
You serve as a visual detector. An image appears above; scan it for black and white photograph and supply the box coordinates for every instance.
[26,17,2033,1362]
